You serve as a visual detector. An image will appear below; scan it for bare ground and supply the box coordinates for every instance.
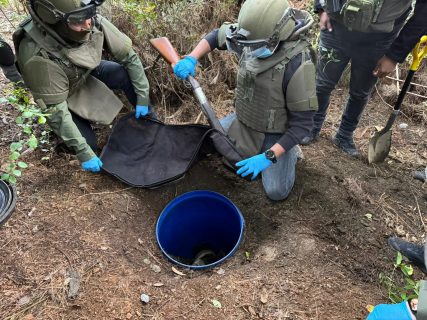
[1,5,427,320]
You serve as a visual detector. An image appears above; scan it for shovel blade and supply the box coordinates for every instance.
[368,129,392,164]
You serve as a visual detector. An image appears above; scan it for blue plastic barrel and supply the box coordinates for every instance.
[156,190,244,270]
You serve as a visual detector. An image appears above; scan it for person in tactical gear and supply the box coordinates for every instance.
[13,0,151,172]
[365,7,427,314]
[371,0,427,184]
[173,0,318,200]
[0,34,23,85]
[301,0,420,157]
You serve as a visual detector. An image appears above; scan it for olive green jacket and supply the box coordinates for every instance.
[44,47,148,162]
[14,15,149,162]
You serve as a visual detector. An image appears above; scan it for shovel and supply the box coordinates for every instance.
[368,35,427,164]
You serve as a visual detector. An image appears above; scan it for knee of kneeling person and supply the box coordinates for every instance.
[264,184,293,201]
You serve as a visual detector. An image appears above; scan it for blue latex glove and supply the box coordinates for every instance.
[81,156,103,173]
[236,153,273,180]
[173,56,197,80]
[367,301,414,320]
[135,105,149,118]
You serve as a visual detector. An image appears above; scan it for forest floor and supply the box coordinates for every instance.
[1,3,427,320]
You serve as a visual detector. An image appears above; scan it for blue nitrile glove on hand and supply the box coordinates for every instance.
[236,153,273,180]
[135,105,149,118]
[173,56,197,80]
[367,301,414,320]
[81,156,103,173]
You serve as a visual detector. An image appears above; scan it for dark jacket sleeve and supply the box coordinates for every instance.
[276,52,316,151]
[277,110,315,151]
[204,29,225,51]
[385,0,427,63]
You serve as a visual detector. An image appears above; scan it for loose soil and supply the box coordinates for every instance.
[1,8,426,320]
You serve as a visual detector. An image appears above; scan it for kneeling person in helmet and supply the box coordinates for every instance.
[173,0,318,200]
[13,0,150,172]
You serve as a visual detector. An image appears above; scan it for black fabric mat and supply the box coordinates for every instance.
[100,114,213,188]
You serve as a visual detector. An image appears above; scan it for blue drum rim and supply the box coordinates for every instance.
[156,190,245,270]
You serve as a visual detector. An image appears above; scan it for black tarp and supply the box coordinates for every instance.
[100,114,215,188]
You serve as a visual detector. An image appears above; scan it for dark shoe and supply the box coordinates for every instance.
[413,169,426,182]
[332,133,359,157]
[300,129,320,145]
[388,237,427,274]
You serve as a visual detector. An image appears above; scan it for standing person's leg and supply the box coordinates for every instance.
[333,33,397,156]
[91,60,137,106]
[261,134,298,201]
[302,26,350,144]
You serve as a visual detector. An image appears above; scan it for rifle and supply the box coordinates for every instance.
[149,37,225,135]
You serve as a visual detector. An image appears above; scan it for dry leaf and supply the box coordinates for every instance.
[151,264,161,273]
[248,305,257,316]
[260,288,268,304]
[171,266,186,276]
[212,299,222,308]
[153,283,164,287]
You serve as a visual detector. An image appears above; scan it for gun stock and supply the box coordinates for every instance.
[149,37,180,66]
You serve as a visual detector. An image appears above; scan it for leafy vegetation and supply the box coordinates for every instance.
[0,86,51,184]
[379,252,420,303]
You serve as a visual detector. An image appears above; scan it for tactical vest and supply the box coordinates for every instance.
[235,39,315,133]
[13,15,132,124]
[329,0,412,33]
[224,39,317,158]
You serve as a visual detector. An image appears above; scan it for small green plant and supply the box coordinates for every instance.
[319,46,341,72]
[379,252,420,303]
[0,86,51,184]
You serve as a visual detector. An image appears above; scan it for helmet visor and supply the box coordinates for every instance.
[225,7,296,56]
[64,4,97,25]
[225,27,272,56]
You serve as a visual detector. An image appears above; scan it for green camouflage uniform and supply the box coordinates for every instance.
[14,15,149,162]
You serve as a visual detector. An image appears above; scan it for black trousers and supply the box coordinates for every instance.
[71,60,137,150]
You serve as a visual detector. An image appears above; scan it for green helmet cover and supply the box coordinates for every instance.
[32,0,93,43]
[238,0,295,42]
[33,0,82,24]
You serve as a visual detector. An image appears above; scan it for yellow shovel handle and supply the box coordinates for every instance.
[410,35,427,71]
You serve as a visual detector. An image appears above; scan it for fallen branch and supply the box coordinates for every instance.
[78,186,133,198]
[374,85,409,119]
[386,76,427,90]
